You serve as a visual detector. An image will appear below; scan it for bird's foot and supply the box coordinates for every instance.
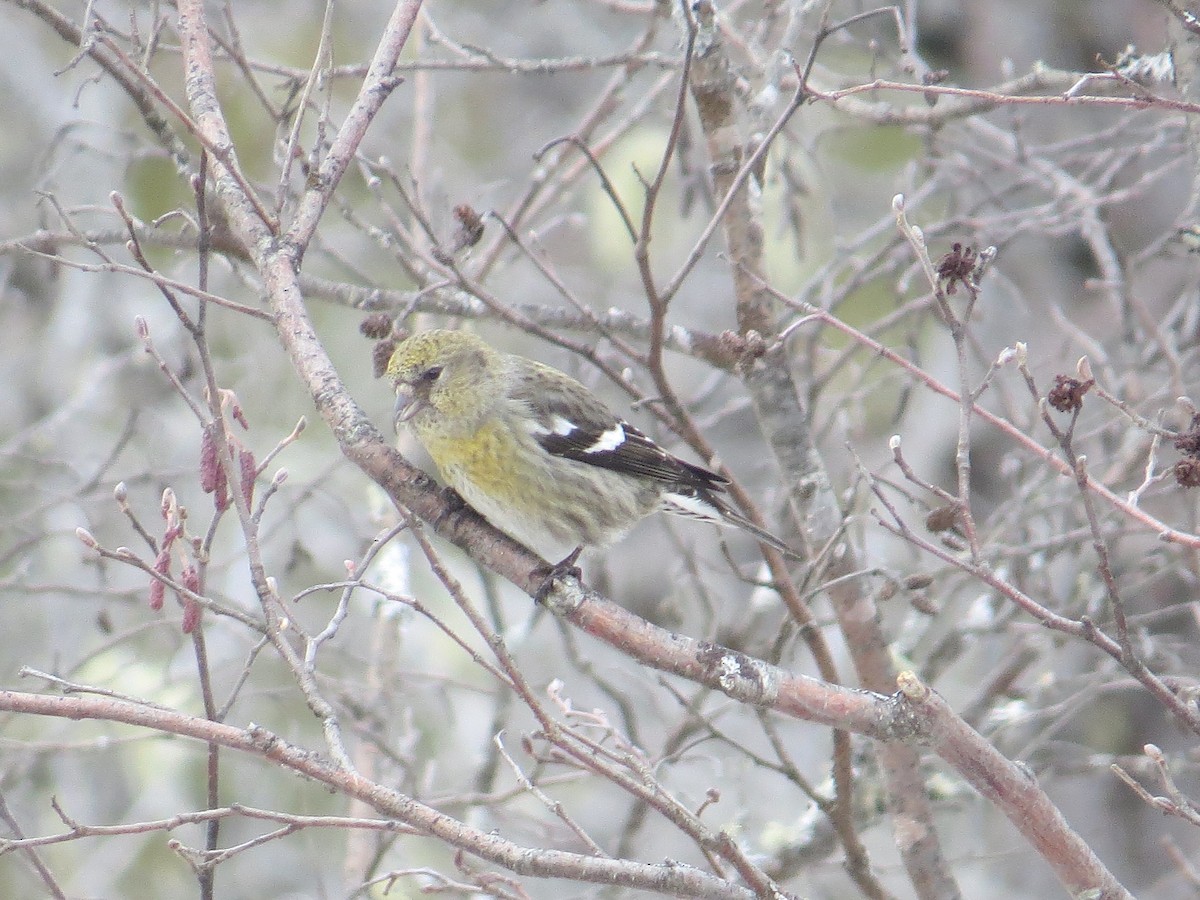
[533,546,583,604]
[434,486,468,528]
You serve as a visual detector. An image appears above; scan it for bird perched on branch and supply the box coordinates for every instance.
[386,329,800,566]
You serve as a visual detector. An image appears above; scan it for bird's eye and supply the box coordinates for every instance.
[420,366,443,383]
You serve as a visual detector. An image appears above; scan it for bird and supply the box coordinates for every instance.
[385,329,801,566]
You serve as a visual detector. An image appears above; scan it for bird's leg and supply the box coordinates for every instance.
[532,546,583,603]
[434,485,468,529]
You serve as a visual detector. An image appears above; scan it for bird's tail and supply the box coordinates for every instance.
[662,489,804,561]
[717,505,805,561]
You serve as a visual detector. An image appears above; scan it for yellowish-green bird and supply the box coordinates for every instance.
[386,329,800,563]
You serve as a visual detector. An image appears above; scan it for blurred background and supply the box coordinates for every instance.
[0,0,1195,897]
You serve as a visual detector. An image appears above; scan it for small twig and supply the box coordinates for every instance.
[493,733,608,856]
[1112,743,1200,827]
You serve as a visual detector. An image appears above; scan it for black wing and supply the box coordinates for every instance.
[510,360,728,490]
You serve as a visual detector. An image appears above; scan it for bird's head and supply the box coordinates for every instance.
[386,330,497,431]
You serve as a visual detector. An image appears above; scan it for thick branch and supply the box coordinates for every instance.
[0,691,759,900]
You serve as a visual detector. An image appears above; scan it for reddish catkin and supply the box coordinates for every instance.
[199,426,219,493]
[161,524,182,549]
[180,564,200,594]
[239,449,256,510]
[181,599,201,633]
[213,457,229,511]
[231,401,249,430]
[149,549,170,611]
[359,312,392,340]
[180,565,201,633]
[372,339,397,378]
